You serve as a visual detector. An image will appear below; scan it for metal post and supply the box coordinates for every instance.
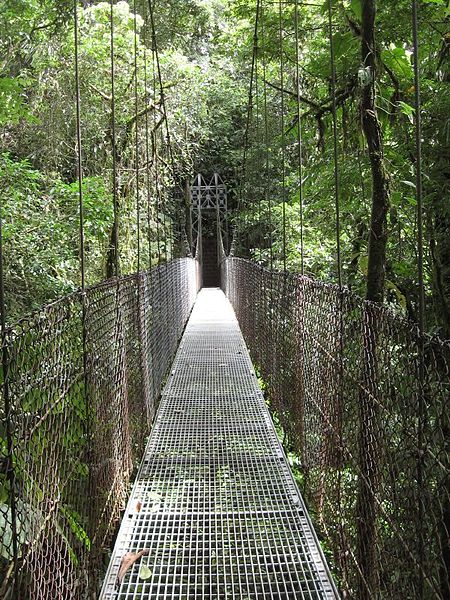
[184,179,193,254]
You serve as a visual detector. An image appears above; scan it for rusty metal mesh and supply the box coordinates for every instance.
[0,257,199,599]
[100,288,338,600]
[222,256,449,600]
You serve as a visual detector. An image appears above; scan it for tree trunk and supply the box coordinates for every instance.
[430,213,450,339]
[356,1,390,598]
[361,0,389,305]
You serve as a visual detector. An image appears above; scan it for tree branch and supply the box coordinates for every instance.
[264,79,321,110]
[87,83,111,103]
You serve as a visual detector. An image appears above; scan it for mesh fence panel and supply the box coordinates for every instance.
[222,256,449,600]
[0,257,199,599]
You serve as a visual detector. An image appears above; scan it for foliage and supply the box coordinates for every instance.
[0,154,112,316]
[235,0,449,331]
[0,0,245,321]
[0,1,448,595]
[0,0,448,328]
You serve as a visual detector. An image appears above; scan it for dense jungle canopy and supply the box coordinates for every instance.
[0,0,449,336]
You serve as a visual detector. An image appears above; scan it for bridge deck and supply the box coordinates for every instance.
[100,289,338,599]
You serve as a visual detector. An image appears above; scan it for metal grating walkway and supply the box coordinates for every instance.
[100,289,339,599]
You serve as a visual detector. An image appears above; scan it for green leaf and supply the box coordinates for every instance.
[332,32,358,60]
[400,180,416,189]
[358,255,368,276]
[398,101,415,123]
[381,45,413,80]
[139,565,152,580]
[0,77,33,126]
[60,506,91,550]
[0,476,9,505]
[147,492,161,501]
[350,0,362,20]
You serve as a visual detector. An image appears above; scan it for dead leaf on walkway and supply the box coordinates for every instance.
[115,549,150,590]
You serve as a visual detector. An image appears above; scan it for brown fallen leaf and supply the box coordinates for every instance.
[136,501,142,513]
[116,549,150,590]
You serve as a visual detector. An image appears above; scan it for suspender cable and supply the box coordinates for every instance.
[261,0,273,272]
[0,146,18,600]
[260,0,275,380]
[239,0,260,249]
[158,129,169,260]
[327,1,345,569]
[151,40,162,263]
[294,0,305,275]
[412,0,425,337]
[327,0,342,287]
[278,0,287,274]
[147,9,163,260]
[147,0,176,260]
[162,128,172,261]
[147,0,174,167]
[254,4,262,263]
[74,1,86,354]
[75,0,86,291]
[133,0,141,275]
[74,0,92,540]
[242,8,259,184]
[412,1,425,596]
[144,46,153,269]
[109,0,119,277]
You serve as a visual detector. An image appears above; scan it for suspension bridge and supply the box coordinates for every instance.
[100,287,338,599]
[0,1,449,599]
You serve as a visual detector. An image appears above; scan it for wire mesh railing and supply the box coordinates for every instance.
[222,256,449,600]
[0,257,199,599]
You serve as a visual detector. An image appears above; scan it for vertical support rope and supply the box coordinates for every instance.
[261,0,273,273]
[142,8,157,404]
[239,0,260,253]
[254,13,262,263]
[74,0,91,555]
[144,46,153,269]
[412,0,425,350]
[327,3,346,586]
[327,0,342,287]
[147,0,176,262]
[75,0,86,291]
[73,1,87,394]
[412,1,425,595]
[260,0,275,408]
[110,0,119,277]
[133,0,141,275]
[294,1,305,275]
[147,0,174,166]
[132,0,150,427]
[151,37,162,264]
[0,158,18,599]
[278,0,287,274]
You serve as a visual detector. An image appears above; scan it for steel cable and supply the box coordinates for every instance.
[260,0,273,272]
[326,0,342,287]
[239,0,260,253]
[412,1,426,596]
[294,0,305,275]
[109,0,119,277]
[278,0,287,274]
[133,0,141,275]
